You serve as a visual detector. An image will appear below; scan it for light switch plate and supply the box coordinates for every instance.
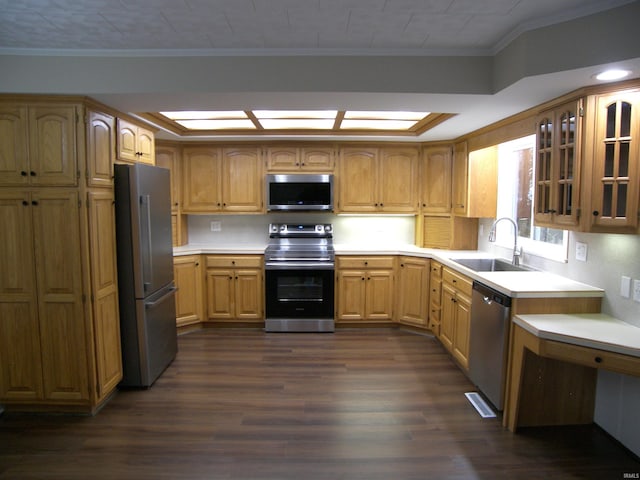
[575,241,588,262]
[621,276,631,298]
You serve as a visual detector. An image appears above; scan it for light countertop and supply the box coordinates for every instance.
[514,313,640,358]
[173,243,604,299]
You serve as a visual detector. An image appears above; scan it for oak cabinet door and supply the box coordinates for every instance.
[222,147,262,212]
[31,190,88,401]
[87,111,115,188]
[182,147,222,212]
[0,106,29,185]
[338,148,378,212]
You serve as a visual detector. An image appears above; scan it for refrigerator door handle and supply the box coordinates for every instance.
[145,286,177,309]
[140,194,153,293]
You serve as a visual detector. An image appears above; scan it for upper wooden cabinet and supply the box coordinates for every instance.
[265,145,334,172]
[222,147,263,213]
[182,146,263,213]
[338,146,418,213]
[587,89,640,232]
[420,145,452,213]
[534,100,584,228]
[86,110,115,188]
[155,143,182,213]
[452,141,497,218]
[0,104,78,186]
[116,118,155,165]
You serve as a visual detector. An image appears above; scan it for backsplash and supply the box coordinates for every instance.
[187,214,415,247]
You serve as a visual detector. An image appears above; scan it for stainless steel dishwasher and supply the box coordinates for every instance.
[469,281,512,411]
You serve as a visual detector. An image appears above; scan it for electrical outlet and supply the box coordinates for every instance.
[210,221,221,232]
[621,276,631,298]
[633,279,640,303]
[575,241,588,262]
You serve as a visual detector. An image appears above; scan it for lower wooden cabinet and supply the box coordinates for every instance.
[0,189,122,412]
[335,256,395,323]
[205,255,263,323]
[396,256,430,328]
[439,267,472,370]
[173,255,203,328]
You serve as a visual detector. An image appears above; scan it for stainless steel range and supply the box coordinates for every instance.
[264,223,335,332]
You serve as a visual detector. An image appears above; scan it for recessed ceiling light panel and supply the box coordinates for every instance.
[594,69,631,81]
[161,111,248,120]
[343,111,429,120]
[175,119,256,129]
[253,110,338,119]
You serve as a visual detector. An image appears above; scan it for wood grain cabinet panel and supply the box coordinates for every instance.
[0,104,78,186]
[397,256,430,328]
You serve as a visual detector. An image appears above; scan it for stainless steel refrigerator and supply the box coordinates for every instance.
[114,163,177,388]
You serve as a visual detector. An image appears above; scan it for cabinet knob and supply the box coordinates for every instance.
[364,261,368,266]
[594,356,603,363]
[21,171,28,176]
[400,263,404,267]
[592,210,599,216]
[30,171,36,176]
[361,277,365,281]
[22,200,28,206]
[31,200,39,206]
[548,209,557,214]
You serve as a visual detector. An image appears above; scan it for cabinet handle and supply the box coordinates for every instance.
[452,279,457,284]
[22,200,29,206]
[593,210,599,216]
[31,200,38,206]
[594,356,603,364]
[30,171,36,176]
[21,171,28,176]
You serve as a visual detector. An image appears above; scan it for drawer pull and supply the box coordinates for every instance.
[594,356,603,364]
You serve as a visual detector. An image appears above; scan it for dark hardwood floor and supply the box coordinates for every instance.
[1,328,638,479]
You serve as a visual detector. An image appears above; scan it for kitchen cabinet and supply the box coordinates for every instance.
[439,267,472,371]
[0,97,123,413]
[428,261,443,335]
[420,145,452,213]
[397,256,430,328]
[0,190,88,403]
[174,255,204,328]
[156,143,187,246]
[336,256,395,323]
[265,145,334,172]
[116,118,155,164]
[416,214,478,250]
[534,100,584,228]
[452,141,497,218]
[155,143,182,213]
[0,104,78,186]
[587,89,640,232]
[338,147,418,213]
[222,147,263,212]
[182,146,263,213]
[86,111,115,188]
[86,190,123,399]
[205,255,263,323]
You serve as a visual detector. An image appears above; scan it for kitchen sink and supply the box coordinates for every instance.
[450,257,532,272]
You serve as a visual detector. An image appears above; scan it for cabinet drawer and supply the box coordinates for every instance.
[442,268,472,297]
[430,261,442,278]
[205,255,263,269]
[337,256,395,269]
[543,340,640,377]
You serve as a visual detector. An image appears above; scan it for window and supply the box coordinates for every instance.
[495,135,569,262]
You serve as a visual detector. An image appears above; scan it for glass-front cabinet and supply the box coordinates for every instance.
[590,90,640,231]
[534,99,583,228]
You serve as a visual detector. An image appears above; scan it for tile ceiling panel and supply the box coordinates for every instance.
[0,0,634,53]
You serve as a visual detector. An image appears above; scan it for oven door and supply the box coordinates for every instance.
[265,268,334,319]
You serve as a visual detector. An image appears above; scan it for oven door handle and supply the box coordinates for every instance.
[265,262,335,270]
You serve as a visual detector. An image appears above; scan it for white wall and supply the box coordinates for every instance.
[478,219,640,456]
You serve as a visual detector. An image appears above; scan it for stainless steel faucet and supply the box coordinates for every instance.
[488,217,522,266]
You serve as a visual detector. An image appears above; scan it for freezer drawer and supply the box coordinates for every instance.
[120,284,178,387]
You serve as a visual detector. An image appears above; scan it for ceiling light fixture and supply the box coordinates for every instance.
[594,69,631,81]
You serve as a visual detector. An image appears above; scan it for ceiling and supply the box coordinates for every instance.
[1,0,640,141]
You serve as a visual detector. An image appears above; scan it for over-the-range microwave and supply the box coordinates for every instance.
[266,174,334,212]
